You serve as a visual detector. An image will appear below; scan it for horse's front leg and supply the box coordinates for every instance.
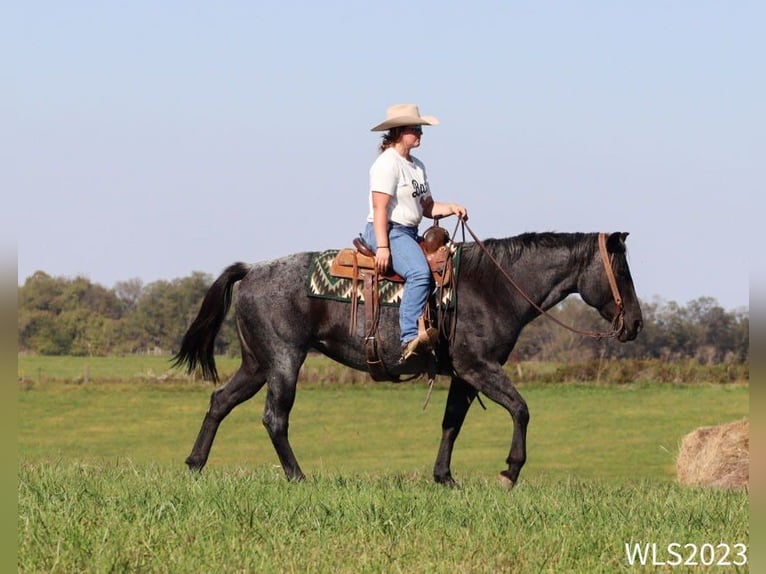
[433,376,477,486]
[459,363,530,487]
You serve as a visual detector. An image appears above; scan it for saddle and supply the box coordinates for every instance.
[328,224,454,381]
[329,225,453,286]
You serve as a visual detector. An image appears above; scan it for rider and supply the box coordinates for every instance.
[362,103,468,363]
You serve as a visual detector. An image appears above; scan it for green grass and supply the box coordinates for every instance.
[18,381,747,481]
[17,358,750,572]
[17,353,749,386]
[17,354,241,383]
[19,461,748,573]
[16,354,388,387]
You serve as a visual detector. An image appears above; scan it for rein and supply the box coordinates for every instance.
[455,221,625,340]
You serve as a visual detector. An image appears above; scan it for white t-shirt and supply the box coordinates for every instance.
[367,147,431,227]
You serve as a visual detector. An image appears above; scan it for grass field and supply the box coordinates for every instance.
[19,380,748,481]
[17,354,241,383]
[19,462,748,573]
[17,356,750,572]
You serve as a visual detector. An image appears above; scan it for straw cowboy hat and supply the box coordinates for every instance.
[370,103,440,132]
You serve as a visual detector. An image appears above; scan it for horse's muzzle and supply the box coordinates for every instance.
[618,318,643,342]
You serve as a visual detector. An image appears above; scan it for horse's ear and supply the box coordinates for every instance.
[606,232,628,253]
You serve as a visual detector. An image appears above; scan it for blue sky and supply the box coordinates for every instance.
[8,1,760,310]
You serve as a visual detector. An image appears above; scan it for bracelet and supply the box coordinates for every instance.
[377,245,389,249]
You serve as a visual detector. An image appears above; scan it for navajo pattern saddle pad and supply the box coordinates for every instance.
[306,249,460,308]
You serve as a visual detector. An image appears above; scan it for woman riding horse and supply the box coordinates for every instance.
[362,104,468,366]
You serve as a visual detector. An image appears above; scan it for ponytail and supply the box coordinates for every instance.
[378,127,405,153]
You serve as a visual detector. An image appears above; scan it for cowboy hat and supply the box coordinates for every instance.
[370,103,439,132]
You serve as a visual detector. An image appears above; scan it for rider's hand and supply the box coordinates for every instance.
[375,246,391,274]
[452,204,468,221]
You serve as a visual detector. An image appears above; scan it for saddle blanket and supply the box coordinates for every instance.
[306,249,460,308]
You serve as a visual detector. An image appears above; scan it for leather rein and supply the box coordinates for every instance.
[456,221,625,340]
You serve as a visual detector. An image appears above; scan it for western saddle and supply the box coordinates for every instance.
[328,224,454,381]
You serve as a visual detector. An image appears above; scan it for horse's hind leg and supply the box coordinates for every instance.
[262,354,307,481]
[186,364,266,471]
[433,377,478,486]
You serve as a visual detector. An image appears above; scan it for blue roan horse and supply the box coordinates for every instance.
[174,231,643,487]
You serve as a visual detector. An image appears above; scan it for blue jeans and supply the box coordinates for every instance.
[364,222,432,345]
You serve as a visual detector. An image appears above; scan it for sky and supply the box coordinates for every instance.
[7,1,761,310]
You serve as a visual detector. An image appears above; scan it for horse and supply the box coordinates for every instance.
[174,231,643,487]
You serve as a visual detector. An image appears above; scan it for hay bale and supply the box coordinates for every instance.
[676,418,749,489]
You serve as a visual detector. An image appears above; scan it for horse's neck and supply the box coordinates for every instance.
[507,247,580,317]
[461,238,585,324]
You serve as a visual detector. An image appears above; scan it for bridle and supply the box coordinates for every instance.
[455,221,626,340]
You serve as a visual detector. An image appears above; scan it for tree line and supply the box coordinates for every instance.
[18,270,748,364]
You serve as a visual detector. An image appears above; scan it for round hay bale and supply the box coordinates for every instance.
[676,418,749,489]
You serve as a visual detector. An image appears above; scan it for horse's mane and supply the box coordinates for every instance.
[458,232,599,286]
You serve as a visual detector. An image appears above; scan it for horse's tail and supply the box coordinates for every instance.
[172,262,251,382]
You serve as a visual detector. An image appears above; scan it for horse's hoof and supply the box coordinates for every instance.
[435,475,460,489]
[497,472,515,489]
[185,458,204,472]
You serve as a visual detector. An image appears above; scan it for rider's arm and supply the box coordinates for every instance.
[421,196,468,220]
[371,191,392,272]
